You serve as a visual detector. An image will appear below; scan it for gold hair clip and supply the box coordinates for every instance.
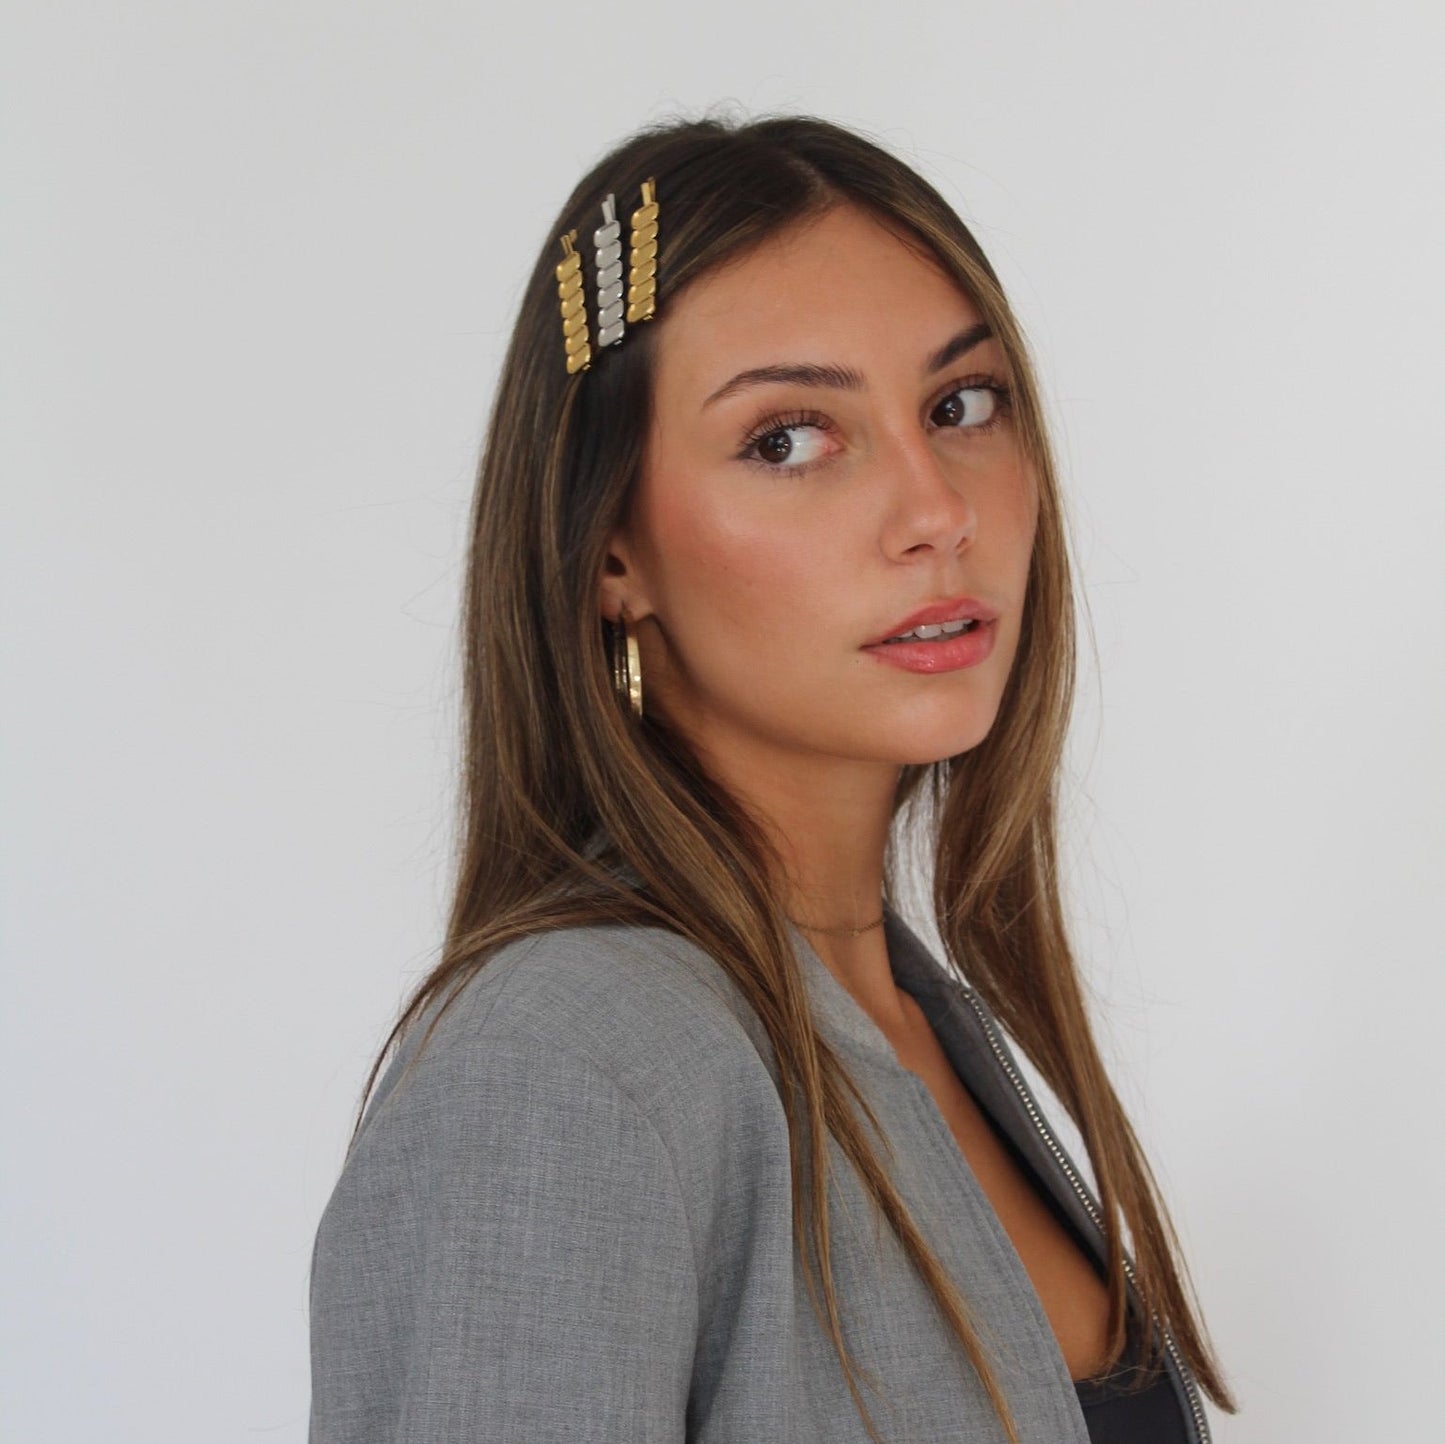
[555,229,592,374]
[625,177,659,324]
[556,179,660,373]
[593,194,626,349]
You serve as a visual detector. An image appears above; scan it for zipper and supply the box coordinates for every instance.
[954,985,1212,1444]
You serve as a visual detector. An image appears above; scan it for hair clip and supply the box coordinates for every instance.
[555,229,592,375]
[593,194,626,349]
[626,178,659,324]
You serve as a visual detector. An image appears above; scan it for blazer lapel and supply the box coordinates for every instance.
[880,905,1114,1272]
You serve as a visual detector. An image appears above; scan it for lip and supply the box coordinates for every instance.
[862,617,997,673]
[863,596,1000,648]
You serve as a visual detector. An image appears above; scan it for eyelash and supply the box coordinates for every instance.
[736,373,1016,476]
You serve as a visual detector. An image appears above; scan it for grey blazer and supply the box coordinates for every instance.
[308,904,1212,1443]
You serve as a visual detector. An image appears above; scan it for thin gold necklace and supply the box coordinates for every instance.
[785,911,885,938]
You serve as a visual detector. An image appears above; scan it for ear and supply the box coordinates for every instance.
[596,523,655,626]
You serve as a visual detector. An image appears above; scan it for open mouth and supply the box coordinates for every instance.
[879,620,982,645]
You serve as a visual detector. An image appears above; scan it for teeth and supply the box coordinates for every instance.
[887,618,978,642]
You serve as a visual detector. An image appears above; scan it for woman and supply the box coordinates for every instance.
[308,112,1238,1443]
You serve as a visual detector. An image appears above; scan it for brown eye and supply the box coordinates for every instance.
[932,384,1002,429]
[756,431,795,464]
[738,411,836,474]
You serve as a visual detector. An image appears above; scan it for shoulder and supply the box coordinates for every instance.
[310,923,806,1438]
[358,921,790,1178]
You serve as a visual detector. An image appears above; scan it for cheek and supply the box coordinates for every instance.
[992,460,1040,566]
[644,481,823,648]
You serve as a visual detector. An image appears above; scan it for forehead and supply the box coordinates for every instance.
[653,204,987,404]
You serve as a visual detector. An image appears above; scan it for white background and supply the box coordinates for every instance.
[5,4,1442,1440]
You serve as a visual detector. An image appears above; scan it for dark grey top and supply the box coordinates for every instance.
[308,903,1209,1443]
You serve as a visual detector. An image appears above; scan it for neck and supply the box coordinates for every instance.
[694,739,904,1022]
[655,708,907,1023]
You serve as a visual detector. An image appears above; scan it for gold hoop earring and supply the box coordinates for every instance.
[611,605,643,719]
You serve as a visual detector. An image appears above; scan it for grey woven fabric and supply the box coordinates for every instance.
[308,904,1204,1443]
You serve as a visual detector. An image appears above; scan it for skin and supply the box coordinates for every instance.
[599,201,1037,1018]
[597,202,1112,1380]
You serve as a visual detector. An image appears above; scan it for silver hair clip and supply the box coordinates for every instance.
[593,194,626,349]
[554,177,659,374]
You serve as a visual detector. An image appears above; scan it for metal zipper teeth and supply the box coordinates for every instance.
[955,985,1212,1444]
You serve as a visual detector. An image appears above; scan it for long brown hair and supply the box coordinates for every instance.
[354,109,1238,1442]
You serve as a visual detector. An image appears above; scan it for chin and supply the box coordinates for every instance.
[895,741,987,767]
[882,702,1001,766]
[876,725,995,768]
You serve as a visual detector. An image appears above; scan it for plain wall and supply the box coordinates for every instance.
[5,3,1442,1440]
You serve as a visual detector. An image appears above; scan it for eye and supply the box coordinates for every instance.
[930,376,1013,433]
[737,409,838,475]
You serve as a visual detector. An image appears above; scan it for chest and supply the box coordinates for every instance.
[887,994,1117,1383]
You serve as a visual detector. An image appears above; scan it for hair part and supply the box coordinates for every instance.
[353,106,1238,1442]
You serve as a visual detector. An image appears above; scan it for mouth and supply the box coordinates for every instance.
[863,596,1000,648]
[861,617,998,673]
[874,618,984,645]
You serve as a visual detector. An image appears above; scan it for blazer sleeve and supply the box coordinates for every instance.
[308,1022,700,1444]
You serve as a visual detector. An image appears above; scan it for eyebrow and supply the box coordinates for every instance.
[699,321,995,411]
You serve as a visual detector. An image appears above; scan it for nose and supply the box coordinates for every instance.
[875,428,978,561]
